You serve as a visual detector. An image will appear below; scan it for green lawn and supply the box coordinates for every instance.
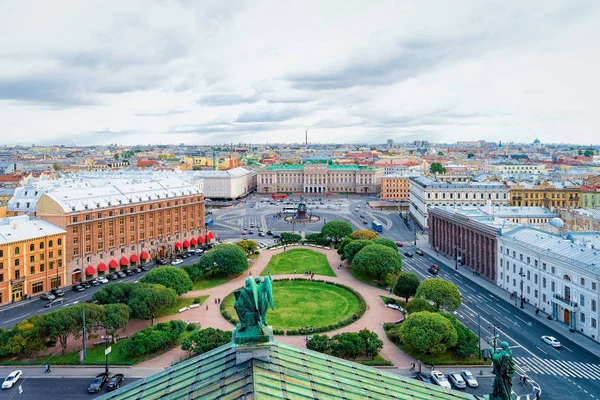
[261,248,335,276]
[223,280,360,330]
[192,271,239,291]
[157,296,208,318]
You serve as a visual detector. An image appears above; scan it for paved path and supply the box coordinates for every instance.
[137,245,414,368]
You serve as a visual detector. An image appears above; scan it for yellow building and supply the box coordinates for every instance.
[0,215,67,305]
[509,181,581,209]
[381,175,410,200]
[183,155,240,170]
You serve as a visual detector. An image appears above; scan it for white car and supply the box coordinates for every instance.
[541,335,561,348]
[430,371,451,389]
[460,370,478,388]
[97,277,109,284]
[172,259,183,266]
[2,370,22,389]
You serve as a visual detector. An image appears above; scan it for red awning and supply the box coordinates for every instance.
[120,256,129,266]
[140,251,148,260]
[98,263,107,273]
[175,242,182,250]
[207,231,215,240]
[190,238,197,246]
[197,236,205,243]
[130,254,138,263]
[183,240,190,248]
[109,260,118,269]
[85,266,95,276]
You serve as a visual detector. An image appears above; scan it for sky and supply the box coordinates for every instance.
[0,0,599,146]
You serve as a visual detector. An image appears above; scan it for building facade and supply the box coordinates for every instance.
[0,215,67,305]
[485,163,548,175]
[191,167,256,199]
[409,176,510,229]
[380,175,410,201]
[509,181,581,209]
[497,227,600,342]
[257,161,383,194]
[35,177,205,285]
[581,183,600,209]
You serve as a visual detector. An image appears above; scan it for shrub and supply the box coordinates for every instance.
[120,320,186,358]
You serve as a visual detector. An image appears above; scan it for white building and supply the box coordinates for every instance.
[409,176,509,229]
[190,167,256,199]
[485,163,548,175]
[497,227,600,342]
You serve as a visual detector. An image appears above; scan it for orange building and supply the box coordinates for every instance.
[380,175,410,201]
[36,177,207,284]
[0,215,67,305]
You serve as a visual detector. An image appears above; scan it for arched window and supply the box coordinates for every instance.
[49,240,53,247]
[57,238,62,246]
[40,242,44,250]
[563,274,571,281]
[14,246,20,255]
[30,244,35,251]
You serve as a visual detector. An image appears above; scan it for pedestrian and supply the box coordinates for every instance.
[535,389,541,400]
[218,298,221,304]
[44,364,51,373]
[389,287,393,294]
[535,308,540,317]
[214,298,217,304]
[206,304,208,310]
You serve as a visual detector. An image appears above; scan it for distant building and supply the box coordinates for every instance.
[581,176,600,209]
[485,163,548,175]
[380,175,410,201]
[386,139,393,148]
[508,181,581,209]
[191,167,256,199]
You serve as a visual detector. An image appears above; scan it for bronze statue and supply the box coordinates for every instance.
[233,271,274,344]
[489,341,516,400]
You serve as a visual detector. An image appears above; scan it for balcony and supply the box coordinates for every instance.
[552,293,579,311]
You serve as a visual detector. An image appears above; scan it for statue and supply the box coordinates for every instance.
[489,341,516,400]
[233,271,274,344]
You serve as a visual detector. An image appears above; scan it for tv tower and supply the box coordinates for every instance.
[305,130,308,146]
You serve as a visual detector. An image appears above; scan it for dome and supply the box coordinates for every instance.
[533,138,541,144]
[549,218,564,228]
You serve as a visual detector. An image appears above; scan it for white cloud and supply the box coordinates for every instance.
[0,0,598,145]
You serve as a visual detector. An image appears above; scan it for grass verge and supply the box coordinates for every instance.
[156,296,208,318]
[261,248,335,276]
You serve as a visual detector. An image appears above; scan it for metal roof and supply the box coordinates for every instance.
[0,215,65,244]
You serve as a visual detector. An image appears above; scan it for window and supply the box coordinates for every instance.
[542,277,547,288]
[0,250,2,257]
[592,318,597,329]
[551,281,555,292]
[15,270,20,279]
[0,261,3,269]
[49,240,53,247]
[551,266,556,274]
[0,273,3,282]
[30,266,35,274]
[581,277,586,286]
[15,259,20,266]
[593,282,597,291]
[73,216,78,223]
[592,300,597,312]
[520,254,523,261]
[30,244,35,251]
[581,313,586,323]
[543,263,547,271]
[535,260,538,267]
[32,281,43,293]
[527,257,530,264]
[40,263,44,272]
[58,238,62,246]
[14,246,20,255]
[513,279,516,286]
[527,271,530,280]
[512,251,516,258]
[527,286,530,294]
[534,290,538,298]
[29,255,35,262]
[581,294,585,306]
[543,294,547,303]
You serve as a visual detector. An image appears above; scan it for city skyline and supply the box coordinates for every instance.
[1,1,599,145]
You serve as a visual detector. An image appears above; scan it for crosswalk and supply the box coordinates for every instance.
[514,356,600,380]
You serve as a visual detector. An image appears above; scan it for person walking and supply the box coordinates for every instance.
[535,308,540,317]
[44,364,51,373]
[206,304,209,311]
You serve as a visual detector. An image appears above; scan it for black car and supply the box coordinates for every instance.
[428,264,440,275]
[72,285,85,292]
[266,231,273,236]
[404,251,414,258]
[107,274,119,280]
[272,234,281,239]
[81,281,91,289]
[415,249,424,256]
[156,258,168,265]
[88,279,100,287]
[415,373,433,384]
[106,373,125,391]
[50,288,65,297]
[125,269,135,276]
[116,271,127,278]
[87,373,109,393]
[140,265,149,272]
[133,267,142,274]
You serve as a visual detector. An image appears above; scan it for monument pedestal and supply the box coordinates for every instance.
[232,325,274,345]
[232,326,274,365]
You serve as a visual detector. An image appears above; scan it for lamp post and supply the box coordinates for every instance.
[56,260,60,289]
[518,271,525,309]
[488,323,499,351]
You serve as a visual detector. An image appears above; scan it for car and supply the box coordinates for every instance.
[272,234,281,239]
[241,230,247,235]
[447,372,466,389]
[107,273,119,280]
[541,335,561,348]
[140,265,150,272]
[430,371,451,389]
[396,241,403,247]
[116,271,127,278]
[250,223,255,228]
[88,279,101,286]
[156,258,168,265]
[44,298,65,308]
[363,220,368,224]
[106,373,125,391]
[50,288,65,297]
[97,277,109,284]
[357,205,361,208]
[172,259,183,266]
[133,268,142,274]
[2,370,22,389]
[81,281,91,289]
[404,251,413,258]
[355,208,359,212]
[267,231,273,236]
[248,231,254,234]
[428,264,440,275]
[40,293,55,301]
[258,232,265,237]
[87,373,109,393]
[86,299,99,304]
[360,215,365,218]
[72,284,85,292]
[460,370,478,388]
[125,269,136,276]
[415,249,424,256]
[415,373,432,384]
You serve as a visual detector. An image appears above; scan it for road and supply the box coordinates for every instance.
[0,377,135,399]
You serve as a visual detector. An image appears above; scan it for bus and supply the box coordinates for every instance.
[372,221,383,232]
[206,218,214,227]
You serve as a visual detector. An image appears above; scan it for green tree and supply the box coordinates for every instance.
[371,238,398,251]
[306,334,331,354]
[236,239,258,254]
[329,332,364,359]
[358,329,384,359]
[437,151,444,156]
[415,278,461,311]
[441,313,479,359]
[305,232,329,245]
[92,282,138,305]
[0,328,10,356]
[343,239,373,263]
[280,232,302,243]
[399,312,458,355]
[352,244,402,281]
[467,153,474,158]
[121,320,186,357]
[322,220,353,243]
[393,272,420,302]
[52,162,60,171]
[140,266,193,296]
[4,316,47,356]
[181,328,231,356]
[198,244,249,276]
[430,162,446,174]
[71,303,106,342]
[114,153,119,159]
[128,284,177,325]
[337,236,354,255]
[40,307,81,355]
[406,298,433,313]
[350,230,378,240]
[584,149,595,157]
[578,149,583,155]
[183,263,204,281]
[104,304,130,343]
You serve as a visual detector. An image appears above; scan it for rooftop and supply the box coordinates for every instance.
[0,215,65,244]
[434,205,559,219]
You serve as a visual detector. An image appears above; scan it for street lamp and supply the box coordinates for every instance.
[518,271,525,309]
[488,323,500,351]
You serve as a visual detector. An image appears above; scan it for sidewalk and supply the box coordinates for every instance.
[415,234,600,360]
[0,366,162,379]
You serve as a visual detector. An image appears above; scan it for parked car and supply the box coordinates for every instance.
[40,293,55,301]
[107,274,119,280]
[172,259,183,266]
[87,373,109,393]
[272,234,281,239]
[404,251,413,258]
[267,231,273,235]
[460,370,478,388]
[2,370,22,389]
[106,373,125,392]
[81,281,91,289]
[447,372,466,389]
[156,258,168,265]
[125,269,135,276]
[88,279,101,286]
[430,371,451,389]
[133,268,142,274]
[97,277,109,284]
[415,373,432,384]
[258,232,265,237]
[241,230,247,235]
[44,298,65,308]
[360,215,365,218]
[50,288,65,297]
[140,265,150,272]
[72,284,85,292]
[415,249,424,256]
[116,271,127,278]
[396,241,403,247]
[428,264,440,275]
[541,335,561,348]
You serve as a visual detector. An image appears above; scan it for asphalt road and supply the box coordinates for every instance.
[0,377,135,399]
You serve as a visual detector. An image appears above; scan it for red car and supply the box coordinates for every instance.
[396,241,403,247]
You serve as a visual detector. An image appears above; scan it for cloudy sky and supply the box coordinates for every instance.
[0,0,598,145]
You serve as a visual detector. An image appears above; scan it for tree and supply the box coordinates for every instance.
[183,263,204,281]
[343,240,373,263]
[121,320,186,357]
[306,334,331,354]
[415,278,461,311]
[140,266,193,296]
[104,304,130,343]
[280,232,302,243]
[358,329,383,359]
[437,151,444,156]
[393,272,420,302]
[52,162,60,171]
[578,149,583,155]
[430,162,446,174]
[584,149,595,157]
[128,284,177,325]
[337,236,354,255]
[92,282,138,305]
[40,307,81,355]
[321,220,353,243]
[114,153,119,160]
[305,232,329,246]
[406,298,433,314]
[399,312,458,355]
[181,328,231,356]
[4,316,47,356]
[371,238,398,251]
[329,332,364,359]
[236,240,258,254]
[70,303,106,342]
[350,230,378,240]
[467,153,474,158]
[352,244,402,281]
[198,244,249,276]
[442,313,479,359]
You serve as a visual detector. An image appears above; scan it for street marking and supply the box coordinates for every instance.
[535,346,548,355]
